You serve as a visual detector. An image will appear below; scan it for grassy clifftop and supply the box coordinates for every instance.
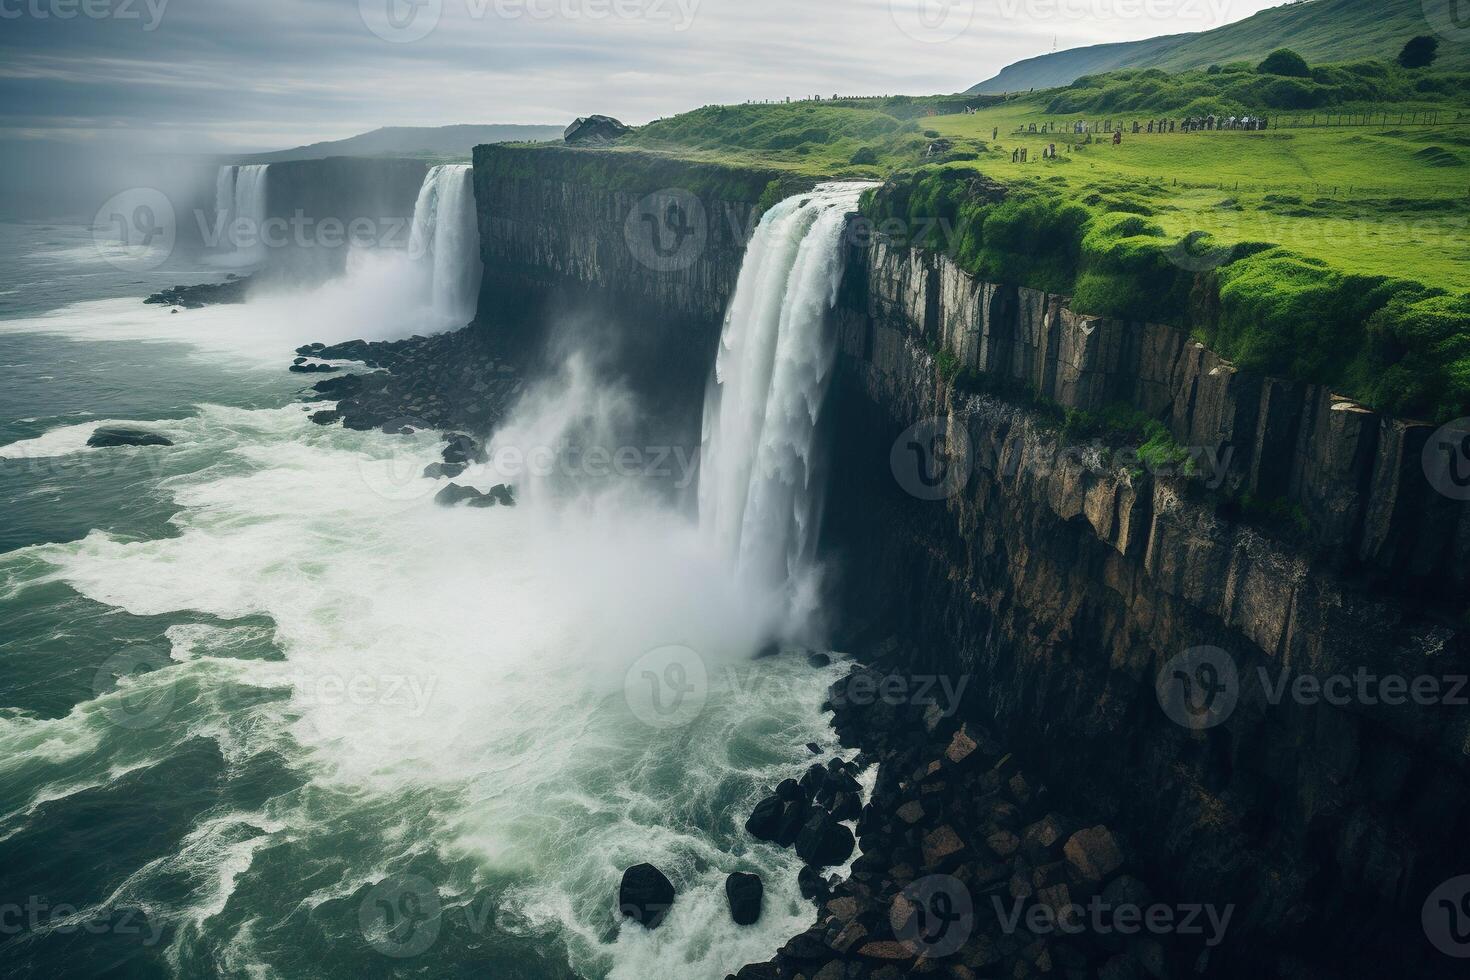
[568,58,1468,421]
[969,0,1470,93]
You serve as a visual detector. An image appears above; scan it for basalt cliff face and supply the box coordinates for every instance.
[823,240,1470,977]
[469,147,1470,977]
[471,145,805,425]
[259,156,430,282]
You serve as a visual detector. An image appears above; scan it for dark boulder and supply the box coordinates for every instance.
[745,794,785,842]
[807,652,831,668]
[564,114,631,146]
[798,764,829,800]
[795,812,855,869]
[830,790,863,822]
[618,863,674,928]
[87,427,172,449]
[725,872,763,925]
[434,483,486,507]
[442,433,484,465]
[434,483,517,509]
[423,462,468,480]
[775,778,803,802]
[797,865,830,902]
[774,801,812,848]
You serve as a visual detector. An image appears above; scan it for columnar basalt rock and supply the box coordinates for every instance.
[824,230,1470,978]
[837,233,1470,598]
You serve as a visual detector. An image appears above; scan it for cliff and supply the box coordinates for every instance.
[258,156,430,282]
[823,236,1470,977]
[468,145,1470,976]
[471,144,808,426]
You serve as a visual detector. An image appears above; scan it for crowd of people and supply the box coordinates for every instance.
[1016,114,1270,137]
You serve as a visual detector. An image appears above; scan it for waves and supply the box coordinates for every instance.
[698,183,872,633]
[0,181,872,978]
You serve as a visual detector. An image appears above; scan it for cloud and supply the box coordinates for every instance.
[0,0,1291,150]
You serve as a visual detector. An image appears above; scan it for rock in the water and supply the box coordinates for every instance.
[774,801,812,848]
[795,812,855,869]
[725,872,763,925]
[1064,826,1124,883]
[564,114,631,145]
[423,461,467,480]
[434,483,517,509]
[87,426,172,448]
[618,863,674,928]
[807,652,831,668]
[745,795,785,842]
[797,865,829,901]
[144,277,250,309]
[434,483,486,507]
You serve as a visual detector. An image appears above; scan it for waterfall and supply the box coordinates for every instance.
[408,165,483,329]
[214,165,236,234]
[698,182,871,613]
[212,164,269,265]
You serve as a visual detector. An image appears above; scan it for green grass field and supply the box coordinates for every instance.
[605,58,1470,420]
[926,102,1470,289]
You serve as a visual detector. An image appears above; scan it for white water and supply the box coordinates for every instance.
[698,183,872,634]
[408,165,483,330]
[0,204,862,975]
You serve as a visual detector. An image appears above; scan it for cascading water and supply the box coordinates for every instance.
[698,182,872,624]
[211,164,269,266]
[408,164,483,329]
[213,165,236,233]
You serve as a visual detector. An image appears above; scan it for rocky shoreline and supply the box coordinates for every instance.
[144,275,252,309]
[727,653,1214,980]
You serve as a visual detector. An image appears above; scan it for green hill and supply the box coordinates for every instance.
[969,0,1467,94]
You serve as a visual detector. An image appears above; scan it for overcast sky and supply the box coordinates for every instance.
[0,0,1290,153]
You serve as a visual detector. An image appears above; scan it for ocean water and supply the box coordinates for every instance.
[0,222,841,979]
